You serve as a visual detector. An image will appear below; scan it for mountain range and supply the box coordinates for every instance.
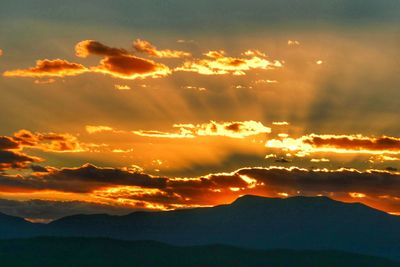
[1,195,400,261]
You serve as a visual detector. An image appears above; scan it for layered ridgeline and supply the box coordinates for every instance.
[1,196,400,261]
[1,237,399,267]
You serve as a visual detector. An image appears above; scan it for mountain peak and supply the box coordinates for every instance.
[231,194,336,206]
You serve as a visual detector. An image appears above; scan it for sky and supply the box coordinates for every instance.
[1,0,400,222]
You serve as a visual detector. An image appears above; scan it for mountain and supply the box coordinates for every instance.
[0,212,43,238]
[45,195,400,260]
[1,195,400,260]
[0,237,398,267]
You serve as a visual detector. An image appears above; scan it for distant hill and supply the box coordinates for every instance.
[0,212,43,238]
[0,237,398,267]
[1,195,400,260]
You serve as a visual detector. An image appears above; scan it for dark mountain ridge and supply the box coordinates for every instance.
[1,195,400,260]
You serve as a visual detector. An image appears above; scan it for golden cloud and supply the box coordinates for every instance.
[114,84,131,90]
[12,129,88,153]
[3,59,88,78]
[85,125,115,134]
[133,39,191,58]
[176,50,282,75]
[133,121,271,139]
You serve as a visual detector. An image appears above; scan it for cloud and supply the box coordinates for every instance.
[0,163,167,193]
[133,39,191,58]
[4,40,171,80]
[3,59,88,78]
[266,134,400,158]
[272,121,289,126]
[133,130,195,139]
[0,150,41,171]
[93,54,170,79]
[75,40,129,58]
[34,79,56,84]
[87,121,271,139]
[176,50,282,75]
[304,134,400,152]
[12,129,88,153]
[0,137,19,150]
[133,121,271,139]
[114,84,131,90]
[0,129,98,171]
[0,134,42,171]
[182,85,207,92]
[288,40,300,46]
[3,40,281,81]
[85,125,115,134]
[75,40,171,80]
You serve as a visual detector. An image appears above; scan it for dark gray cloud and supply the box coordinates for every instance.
[0,164,167,193]
[0,150,41,171]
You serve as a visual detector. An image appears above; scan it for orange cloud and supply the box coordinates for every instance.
[75,40,129,58]
[3,41,171,80]
[12,129,87,153]
[0,135,42,171]
[3,59,88,78]
[133,39,191,58]
[93,54,170,79]
[76,40,171,80]
[176,50,282,75]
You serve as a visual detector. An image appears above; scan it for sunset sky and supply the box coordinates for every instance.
[1,0,400,222]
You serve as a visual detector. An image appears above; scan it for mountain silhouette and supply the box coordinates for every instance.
[0,237,399,267]
[0,212,44,238]
[1,195,400,260]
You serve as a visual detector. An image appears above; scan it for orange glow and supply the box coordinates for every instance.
[349,192,366,198]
